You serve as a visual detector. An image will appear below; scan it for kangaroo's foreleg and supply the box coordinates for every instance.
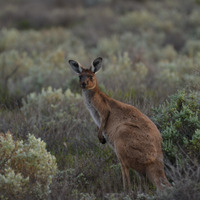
[98,111,110,144]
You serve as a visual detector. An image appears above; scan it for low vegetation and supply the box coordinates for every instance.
[0,0,200,199]
[0,132,57,200]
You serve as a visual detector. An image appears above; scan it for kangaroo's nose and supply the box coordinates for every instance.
[81,82,86,88]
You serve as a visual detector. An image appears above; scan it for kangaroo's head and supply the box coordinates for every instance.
[69,57,102,90]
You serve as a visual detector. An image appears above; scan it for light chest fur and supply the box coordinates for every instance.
[82,90,100,127]
[82,90,114,150]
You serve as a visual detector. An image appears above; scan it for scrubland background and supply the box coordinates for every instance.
[0,0,200,199]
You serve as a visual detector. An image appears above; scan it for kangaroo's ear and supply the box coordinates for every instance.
[91,57,103,73]
[69,60,82,74]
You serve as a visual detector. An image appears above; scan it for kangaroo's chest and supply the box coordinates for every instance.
[83,92,100,127]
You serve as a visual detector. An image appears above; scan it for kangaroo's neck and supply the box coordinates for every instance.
[82,84,100,102]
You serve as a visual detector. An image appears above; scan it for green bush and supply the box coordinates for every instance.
[0,28,87,108]
[118,10,159,31]
[21,87,82,130]
[154,55,200,98]
[20,87,90,168]
[0,131,57,199]
[152,90,200,162]
[98,52,148,100]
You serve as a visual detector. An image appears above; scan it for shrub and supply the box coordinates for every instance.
[99,52,148,100]
[152,90,200,162]
[21,87,82,138]
[20,87,90,168]
[156,180,200,200]
[118,11,158,31]
[184,40,200,56]
[21,87,81,127]
[0,131,57,199]
[0,28,87,108]
[0,50,33,107]
[156,161,200,200]
[155,55,200,98]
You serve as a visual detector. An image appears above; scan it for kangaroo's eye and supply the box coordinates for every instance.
[89,76,93,81]
[79,76,82,80]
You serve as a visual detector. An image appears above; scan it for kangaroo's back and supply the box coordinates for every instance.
[69,57,171,191]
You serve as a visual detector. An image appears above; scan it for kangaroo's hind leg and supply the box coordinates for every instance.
[115,141,132,192]
[146,162,171,191]
[120,163,131,192]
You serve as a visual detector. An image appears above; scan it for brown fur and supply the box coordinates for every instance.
[69,58,171,191]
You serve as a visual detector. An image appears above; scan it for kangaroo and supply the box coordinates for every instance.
[69,57,171,191]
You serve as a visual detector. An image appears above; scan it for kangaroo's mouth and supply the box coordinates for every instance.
[81,83,86,88]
